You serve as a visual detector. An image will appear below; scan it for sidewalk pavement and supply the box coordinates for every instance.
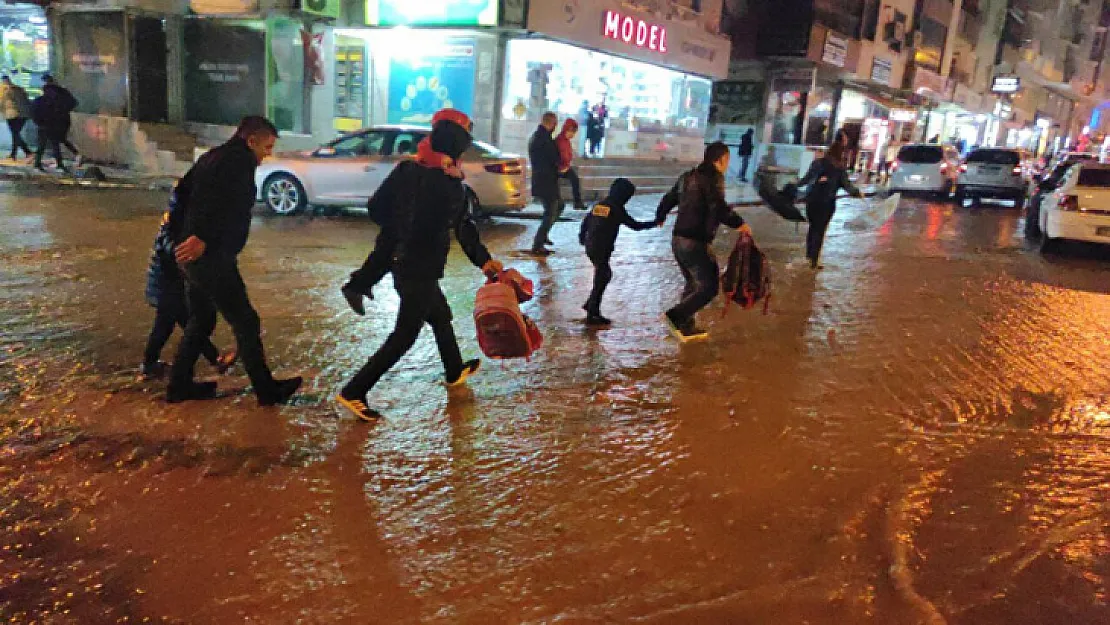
[502,182,886,222]
[0,158,178,192]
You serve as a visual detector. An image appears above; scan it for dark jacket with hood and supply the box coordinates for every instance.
[357,120,492,283]
[655,162,744,243]
[179,137,259,259]
[31,83,77,131]
[796,156,861,206]
[528,124,561,199]
[145,180,191,306]
[578,178,655,254]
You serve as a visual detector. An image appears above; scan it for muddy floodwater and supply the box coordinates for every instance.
[1,184,1108,624]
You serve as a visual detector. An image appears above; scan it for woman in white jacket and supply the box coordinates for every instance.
[0,76,33,160]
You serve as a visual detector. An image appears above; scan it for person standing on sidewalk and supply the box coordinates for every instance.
[336,109,504,422]
[0,76,32,161]
[31,74,81,172]
[655,142,750,342]
[795,141,864,270]
[555,118,588,210]
[528,111,562,256]
[168,116,302,405]
[737,128,755,183]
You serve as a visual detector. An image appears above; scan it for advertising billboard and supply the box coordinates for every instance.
[367,0,497,26]
[387,38,476,124]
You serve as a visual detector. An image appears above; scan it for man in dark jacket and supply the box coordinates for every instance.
[578,177,657,326]
[795,143,863,268]
[31,74,81,172]
[655,142,750,342]
[738,129,755,182]
[336,109,503,422]
[168,116,301,405]
[528,111,562,256]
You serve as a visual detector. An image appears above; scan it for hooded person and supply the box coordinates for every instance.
[337,108,504,422]
[578,177,658,326]
[556,118,587,210]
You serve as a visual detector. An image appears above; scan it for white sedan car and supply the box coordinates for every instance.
[255,125,529,216]
[1039,162,1110,253]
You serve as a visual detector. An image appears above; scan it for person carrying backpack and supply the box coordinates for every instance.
[655,142,750,342]
[578,177,657,326]
[140,176,236,380]
[337,108,504,422]
[31,74,82,172]
[795,142,864,269]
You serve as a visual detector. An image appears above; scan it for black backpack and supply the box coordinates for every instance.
[720,232,771,314]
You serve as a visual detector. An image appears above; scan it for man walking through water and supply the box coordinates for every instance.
[528,111,562,256]
[168,116,302,405]
[336,108,503,422]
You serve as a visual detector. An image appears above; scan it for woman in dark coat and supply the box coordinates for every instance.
[796,142,864,269]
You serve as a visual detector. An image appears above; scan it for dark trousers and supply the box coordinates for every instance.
[806,200,836,263]
[588,136,602,156]
[667,236,719,324]
[342,279,463,399]
[143,287,219,367]
[738,154,752,181]
[170,257,276,396]
[560,167,583,206]
[532,193,563,250]
[35,123,78,168]
[584,249,612,315]
[6,118,30,158]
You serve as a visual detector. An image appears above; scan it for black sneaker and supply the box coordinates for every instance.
[447,359,481,387]
[341,282,369,316]
[257,376,303,407]
[165,381,219,404]
[139,361,168,381]
[585,314,612,327]
[336,394,381,422]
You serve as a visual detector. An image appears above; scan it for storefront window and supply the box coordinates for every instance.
[767,90,804,144]
[804,85,836,145]
[184,19,267,126]
[0,4,49,96]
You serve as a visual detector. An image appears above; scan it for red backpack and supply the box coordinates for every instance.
[474,270,543,359]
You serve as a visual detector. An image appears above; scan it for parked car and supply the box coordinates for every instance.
[1038,162,1110,253]
[956,147,1029,205]
[1024,153,1101,238]
[888,144,961,197]
[255,125,529,216]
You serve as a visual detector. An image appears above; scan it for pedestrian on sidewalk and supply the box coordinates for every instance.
[737,128,754,183]
[579,177,658,327]
[31,74,81,172]
[140,178,236,380]
[528,111,562,256]
[0,76,32,161]
[336,109,504,422]
[168,116,302,405]
[556,118,588,210]
[655,142,750,342]
[795,141,864,270]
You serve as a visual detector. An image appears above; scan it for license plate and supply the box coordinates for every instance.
[910,175,924,182]
[1096,226,1110,237]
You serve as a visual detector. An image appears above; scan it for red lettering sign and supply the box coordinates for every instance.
[601,10,668,53]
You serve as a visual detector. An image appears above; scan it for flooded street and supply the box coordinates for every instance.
[1,183,1108,624]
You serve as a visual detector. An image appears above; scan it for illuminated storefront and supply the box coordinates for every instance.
[0,3,50,97]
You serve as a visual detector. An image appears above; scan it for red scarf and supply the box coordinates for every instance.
[415,138,464,179]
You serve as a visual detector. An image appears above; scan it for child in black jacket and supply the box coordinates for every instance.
[579,178,658,326]
[140,182,235,379]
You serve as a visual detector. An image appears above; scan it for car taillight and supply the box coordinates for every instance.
[1058,195,1080,211]
[939,161,947,172]
[890,160,899,172]
[959,163,968,173]
[484,162,523,175]
[1011,165,1023,175]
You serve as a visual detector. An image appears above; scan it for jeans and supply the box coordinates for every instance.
[738,154,752,181]
[806,200,835,263]
[667,236,719,325]
[6,118,30,158]
[341,279,463,399]
[532,193,564,250]
[584,249,612,315]
[170,256,277,396]
[143,286,219,367]
[560,167,583,206]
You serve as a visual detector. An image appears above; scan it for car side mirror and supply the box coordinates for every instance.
[314,147,337,158]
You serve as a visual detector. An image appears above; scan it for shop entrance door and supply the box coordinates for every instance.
[131,16,168,123]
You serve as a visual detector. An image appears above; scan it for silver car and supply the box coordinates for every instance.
[255,125,529,216]
[956,147,1028,205]
[888,144,961,197]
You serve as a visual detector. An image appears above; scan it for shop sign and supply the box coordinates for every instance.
[770,67,815,93]
[190,0,259,13]
[367,0,498,26]
[602,10,668,53]
[870,57,893,86]
[387,39,476,124]
[991,75,1020,93]
[300,0,339,19]
[184,19,266,126]
[822,31,848,67]
[890,108,917,122]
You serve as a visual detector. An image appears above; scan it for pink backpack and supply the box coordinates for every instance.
[474,270,542,360]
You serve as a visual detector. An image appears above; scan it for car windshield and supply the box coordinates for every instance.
[1076,168,1110,187]
[897,146,943,163]
[967,149,1020,165]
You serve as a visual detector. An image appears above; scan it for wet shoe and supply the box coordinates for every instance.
[215,350,238,374]
[165,381,219,404]
[336,394,381,422]
[585,314,612,327]
[664,312,708,343]
[257,376,303,407]
[341,282,369,316]
[447,359,481,387]
[139,361,168,381]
